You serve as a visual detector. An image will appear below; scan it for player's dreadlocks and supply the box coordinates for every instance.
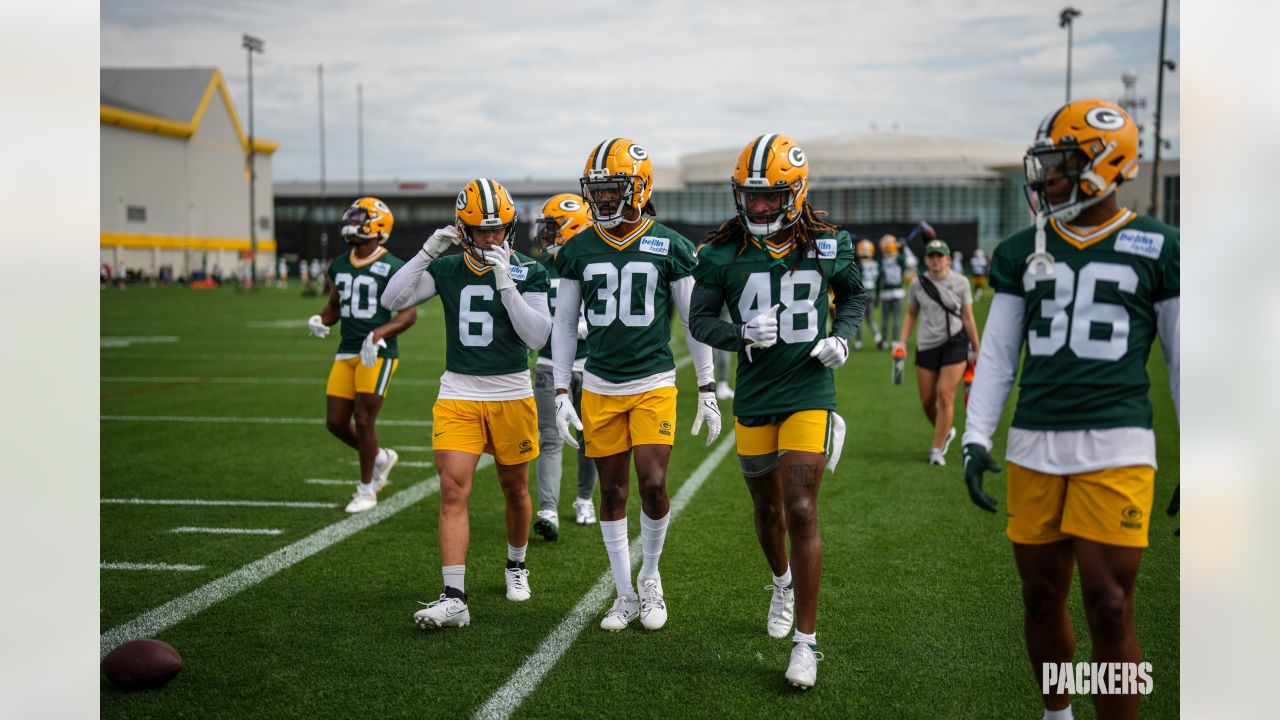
[704,203,840,275]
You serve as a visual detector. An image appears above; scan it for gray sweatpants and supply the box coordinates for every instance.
[533,363,596,513]
[881,297,903,346]
[857,293,881,344]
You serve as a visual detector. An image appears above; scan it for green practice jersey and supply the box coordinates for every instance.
[691,231,863,420]
[877,253,907,295]
[535,252,588,363]
[989,211,1179,431]
[428,250,550,375]
[554,220,696,383]
[327,246,406,358]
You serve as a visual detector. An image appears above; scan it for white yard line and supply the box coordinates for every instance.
[474,432,736,720]
[169,527,284,535]
[101,562,205,572]
[393,446,433,451]
[102,498,340,509]
[101,415,432,427]
[101,376,437,386]
[99,457,493,658]
[303,478,357,486]
[349,459,433,468]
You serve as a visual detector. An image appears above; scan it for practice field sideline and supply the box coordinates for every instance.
[101,285,1179,719]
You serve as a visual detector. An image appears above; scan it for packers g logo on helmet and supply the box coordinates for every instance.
[340,197,394,245]
[856,239,875,259]
[731,133,810,238]
[454,178,518,262]
[879,234,898,255]
[580,138,655,229]
[534,193,592,251]
[1024,98,1139,222]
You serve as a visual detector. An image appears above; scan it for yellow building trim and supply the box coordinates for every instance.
[100,68,280,155]
[101,232,277,253]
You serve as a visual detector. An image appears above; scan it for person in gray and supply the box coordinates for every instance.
[894,239,981,466]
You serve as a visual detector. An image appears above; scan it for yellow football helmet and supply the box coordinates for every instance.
[580,138,654,229]
[455,178,518,261]
[879,234,898,255]
[340,197,394,245]
[1024,98,1140,222]
[534,193,592,252]
[731,133,810,238]
[856,239,875,259]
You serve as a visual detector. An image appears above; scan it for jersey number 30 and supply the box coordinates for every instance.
[739,270,822,343]
[1024,261,1137,361]
[334,273,378,320]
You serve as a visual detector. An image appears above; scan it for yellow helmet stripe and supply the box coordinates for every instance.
[477,178,496,215]
[749,133,778,179]
[594,138,621,172]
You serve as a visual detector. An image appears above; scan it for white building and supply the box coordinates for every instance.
[100,67,279,280]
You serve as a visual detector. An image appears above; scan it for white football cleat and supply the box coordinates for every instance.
[715,381,735,401]
[373,448,399,491]
[414,594,470,629]
[940,427,957,457]
[345,487,377,513]
[766,584,795,639]
[572,498,597,526]
[853,339,863,351]
[786,642,823,689]
[533,509,560,541]
[929,448,946,466]
[638,577,668,630]
[600,593,639,631]
[505,567,531,602]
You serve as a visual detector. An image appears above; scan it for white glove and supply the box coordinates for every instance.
[690,391,722,446]
[577,313,589,340]
[742,304,779,362]
[809,336,849,369]
[360,332,387,367]
[307,314,330,338]
[483,242,516,291]
[555,393,584,450]
[423,225,460,258]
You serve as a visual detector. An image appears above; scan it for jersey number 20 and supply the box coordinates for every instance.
[334,273,378,320]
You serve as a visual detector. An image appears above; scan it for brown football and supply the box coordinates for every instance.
[102,639,182,690]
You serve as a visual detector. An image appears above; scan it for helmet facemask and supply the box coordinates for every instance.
[533,216,563,254]
[1024,140,1116,223]
[733,183,800,239]
[581,176,641,229]
[340,206,374,245]
[456,217,516,266]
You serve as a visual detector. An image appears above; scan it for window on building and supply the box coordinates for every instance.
[126,205,146,222]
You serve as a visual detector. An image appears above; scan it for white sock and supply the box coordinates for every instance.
[599,518,634,598]
[357,481,377,496]
[773,568,792,588]
[793,629,816,648]
[442,564,465,594]
[507,543,527,564]
[637,510,669,583]
[1044,707,1073,720]
[376,447,388,465]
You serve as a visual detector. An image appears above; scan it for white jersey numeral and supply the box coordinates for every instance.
[459,285,494,347]
[581,261,658,328]
[334,273,379,320]
[738,270,822,343]
[1023,261,1139,360]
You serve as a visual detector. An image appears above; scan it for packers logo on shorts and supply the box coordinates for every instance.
[659,420,672,437]
[519,439,533,454]
[1121,505,1144,530]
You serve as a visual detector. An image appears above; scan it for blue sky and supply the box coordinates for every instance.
[101,0,1180,182]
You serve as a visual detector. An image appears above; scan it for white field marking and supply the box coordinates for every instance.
[100,376,438,386]
[245,319,308,329]
[101,415,432,427]
[349,459,433,468]
[303,478,356,486]
[474,431,736,720]
[102,498,340,509]
[101,562,204,572]
[100,456,494,658]
[100,336,179,349]
[169,527,284,535]
[102,352,319,360]
[393,445,433,451]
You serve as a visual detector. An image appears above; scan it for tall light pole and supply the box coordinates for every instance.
[357,82,364,195]
[242,33,264,286]
[1059,7,1082,104]
[1150,0,1175,219]
[318,64,328,259]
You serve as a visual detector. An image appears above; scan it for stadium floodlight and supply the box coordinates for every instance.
[242,34,264,288]
[1058,7,1082,104]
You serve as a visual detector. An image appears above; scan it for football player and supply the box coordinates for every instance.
[551,138,717,633]
[876,234,907,350]
[306,197,417,513]
[382,179,552,629]
[531,194,598,537]
[853,239,882,351]
[970,247,989,302]
[962,100,1179,720]
[689,133,864,690]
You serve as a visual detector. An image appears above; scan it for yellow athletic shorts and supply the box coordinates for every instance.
[580,387,677,458]
[1006,462,1156,548]
[326,357,399,399]
[973,275,988,288]
[431,397,539,466]
[735,410,833,456]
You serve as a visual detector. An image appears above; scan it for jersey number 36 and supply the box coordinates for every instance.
[1024,261,1137,361]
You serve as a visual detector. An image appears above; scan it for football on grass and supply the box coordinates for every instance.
[102,639,182,689]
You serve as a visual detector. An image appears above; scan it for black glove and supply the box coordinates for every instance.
[1167,483,1180,537]
[962,443,1001,513]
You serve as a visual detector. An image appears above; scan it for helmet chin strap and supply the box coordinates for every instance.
[1026,212,1055,277]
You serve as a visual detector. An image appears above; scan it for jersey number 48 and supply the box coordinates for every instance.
[739,270,822,344]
